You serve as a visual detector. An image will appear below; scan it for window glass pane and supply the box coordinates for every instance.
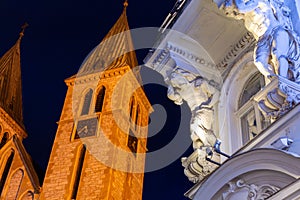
[239,72,265,108]
[95,87,105,113]
[241,108,258,144]
[81,89,93,115]
[259,109,271,130]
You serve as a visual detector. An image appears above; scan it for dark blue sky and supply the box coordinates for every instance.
[0,0,194,199]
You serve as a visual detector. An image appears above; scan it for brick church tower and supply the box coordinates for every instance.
[40,2,152,199]
[0,26,40,199]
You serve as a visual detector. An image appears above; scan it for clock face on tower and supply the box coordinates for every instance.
[75,117,98,139]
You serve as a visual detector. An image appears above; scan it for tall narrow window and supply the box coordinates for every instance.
[81,89,93,116]
[95,86,106,113]
[237,72,269,144]
[71,145,86,199]
[5,169,24,199]
[0,150,14,196]
[129,97,135,120]
[0,132,8,149]
[135,105,140,129]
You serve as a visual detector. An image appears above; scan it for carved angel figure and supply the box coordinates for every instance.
[166,68,220,149]
[218,0,300,82]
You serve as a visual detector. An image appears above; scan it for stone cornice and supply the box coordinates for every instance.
[146,32,255,81]
[149,48,171,72]
[167,43,217,71]
[65,67,131,86]
[217,32,255,74]
[65,66,153,113]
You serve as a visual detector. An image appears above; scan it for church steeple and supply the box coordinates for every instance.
[40,3,152,199]
[79,1,138,75]
[0,24,27,128]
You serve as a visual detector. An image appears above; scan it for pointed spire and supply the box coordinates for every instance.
[19,23,29,40]
[78,2,138,75]
[0,24,27,128]
[123,0,128,9]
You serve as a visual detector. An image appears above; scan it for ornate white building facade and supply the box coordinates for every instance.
[145,0,300,199]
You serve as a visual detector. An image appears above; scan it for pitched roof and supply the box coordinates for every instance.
[0,30,25,128]
[78,4,138,75]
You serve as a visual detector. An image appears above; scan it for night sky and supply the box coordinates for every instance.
[0,0,194,199]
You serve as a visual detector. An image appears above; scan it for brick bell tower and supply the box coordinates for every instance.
[40,2,152,200]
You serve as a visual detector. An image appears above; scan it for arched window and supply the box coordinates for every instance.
[0,150,14,196]
[5,169,24,199]
[20,191,34,200]
[95,86,106,113]
[238,72,265,108]
[71,145,86,199]
[0,132,9,149]
[81,89,93,116]
[237,72,269,144]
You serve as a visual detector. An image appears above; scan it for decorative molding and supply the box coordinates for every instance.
[279,77,300,105]
[151,48,172,72]
[217,32,255,72]
[66,67,131,86]
[223,179,280,200]
[166,43,216,71]
[255,76,300,119]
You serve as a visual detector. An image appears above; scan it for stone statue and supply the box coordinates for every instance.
[217,0,300,82]
[166,68,220,149]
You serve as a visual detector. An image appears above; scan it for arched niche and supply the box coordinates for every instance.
[218,51,263,154]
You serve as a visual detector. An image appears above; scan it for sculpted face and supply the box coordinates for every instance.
[169,71,188,88]
[243,5,271,38]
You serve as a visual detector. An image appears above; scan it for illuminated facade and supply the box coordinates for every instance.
[0,26,40,199]
[145,0,300,199]
[0,3,151,200]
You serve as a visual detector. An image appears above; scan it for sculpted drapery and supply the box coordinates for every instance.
[218,0,300,82]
